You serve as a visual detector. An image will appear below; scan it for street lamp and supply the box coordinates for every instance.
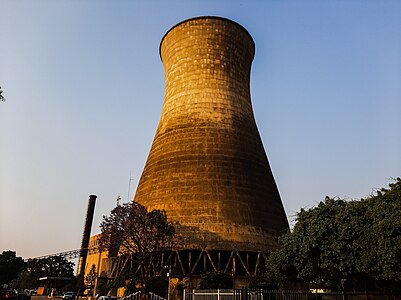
[341,272,347,300]
[165,264,171,300]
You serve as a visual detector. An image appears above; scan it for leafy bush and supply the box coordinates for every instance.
[199,272,233,289]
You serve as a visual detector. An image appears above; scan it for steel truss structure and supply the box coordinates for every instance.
[30,247,99,261]
[109,249,269,279]
[31,248,269,281]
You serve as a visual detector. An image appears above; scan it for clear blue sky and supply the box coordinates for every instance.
[1,0,400,260]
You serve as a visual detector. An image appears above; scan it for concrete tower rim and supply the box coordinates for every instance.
[159,16,255,62]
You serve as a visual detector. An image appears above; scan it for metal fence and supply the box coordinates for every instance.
[149,292,166,300]
[184,289,234,300]
[236,289,337,300]
[121,291,142,300]
[236,289,339,300]
[183,289,399,300]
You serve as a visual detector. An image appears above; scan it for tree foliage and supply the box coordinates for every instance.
[85,264,97,287]
[199,272,233,289]
[144,276,167,297]
[85,265,97,296]
[0,86,5,102]
[267,178,401,293]
[14,256,74,288]
[99,201,175,284]
[0,251,26,286]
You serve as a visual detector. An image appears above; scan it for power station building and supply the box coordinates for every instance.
[85,16,288,290]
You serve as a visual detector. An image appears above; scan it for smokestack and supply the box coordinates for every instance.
[77,194,97,278]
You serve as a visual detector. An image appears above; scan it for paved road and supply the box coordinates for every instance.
[32,297,54,300]
[32,296,60,300]
[32,296,93,300]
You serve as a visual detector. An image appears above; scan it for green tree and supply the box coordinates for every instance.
[99,201,175,285]
[85,265,97,296]
[266,178,401,293]
[0,251,26,286]
[0,86,5,102]
[199,272,233,289]
[144,276,167,297]
[14,256,74,288]
[356,178,401,289]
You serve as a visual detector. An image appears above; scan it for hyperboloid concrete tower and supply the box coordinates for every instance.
[133,16,288,280]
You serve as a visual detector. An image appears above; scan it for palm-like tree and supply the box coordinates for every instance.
[0,86,5,102]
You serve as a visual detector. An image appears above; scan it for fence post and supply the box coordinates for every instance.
[241,287,247,300]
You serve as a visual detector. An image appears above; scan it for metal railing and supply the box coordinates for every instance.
[149,292,166,300]
[29,247,100,261]
[184,289,234,300]
[183,289,399,300]
[235,289,328,300]
[121,291,142,300]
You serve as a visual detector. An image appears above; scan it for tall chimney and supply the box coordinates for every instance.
[77,194,97,278]
[133,17,288,253]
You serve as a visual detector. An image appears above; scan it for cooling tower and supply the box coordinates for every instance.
[134,16,288,254]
